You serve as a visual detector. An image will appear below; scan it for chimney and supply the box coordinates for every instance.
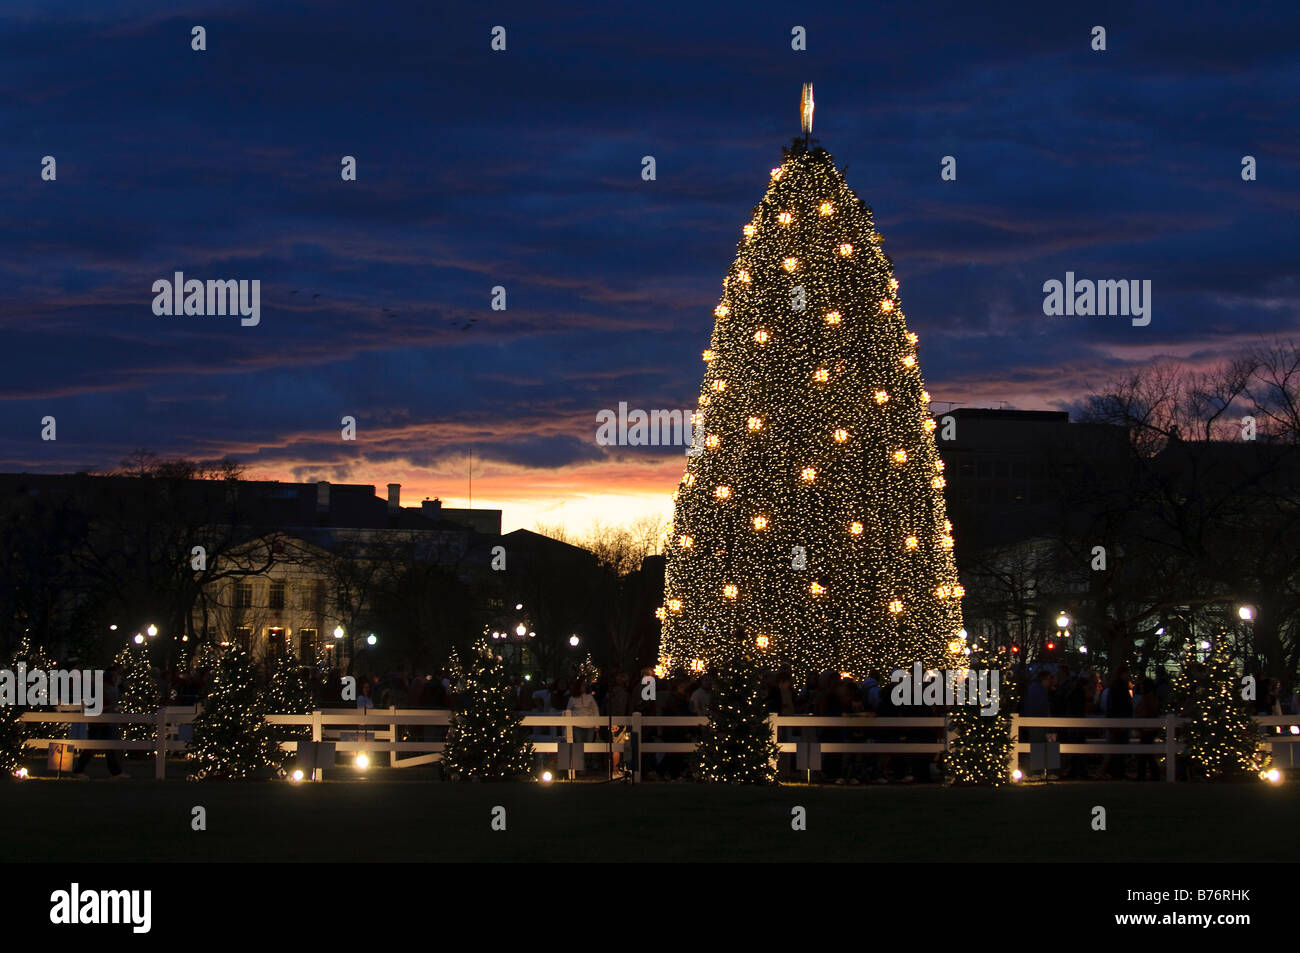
[421,498,443,519]
[316,481,330,514]
[387,483,401,513]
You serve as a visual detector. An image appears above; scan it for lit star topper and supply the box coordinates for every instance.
[800,82,814,134]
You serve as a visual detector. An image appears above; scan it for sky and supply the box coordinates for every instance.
[2,0,1298,533]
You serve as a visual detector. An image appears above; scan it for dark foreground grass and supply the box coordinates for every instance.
[2,774,1295,862]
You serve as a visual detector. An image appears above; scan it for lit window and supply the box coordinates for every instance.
[838,243,853,256]
[715,304,729,318]
[752,515,768,530]
[777,211,793,225]
[715,485,731,499]
[783,257,798,272]
[833,428,848,443]
[819,202,834,216]
[813,368,829,383]
[824,311,842,325]
[753,329,769,344]
[800,467,817,482]
[893,449,908,463]
[850,522,864,535]
[889,599,904,614]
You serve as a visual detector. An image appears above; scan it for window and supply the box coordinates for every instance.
[269,580,286,611]
[235,626,252,650]
[266,627,286,656]
[299,628,318,658]
[235,582,253,608]
[299,580,319,610]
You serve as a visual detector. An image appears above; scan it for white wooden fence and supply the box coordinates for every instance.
[19,708,1300,782]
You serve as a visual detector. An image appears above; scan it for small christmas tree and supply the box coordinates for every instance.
[578,652,599,688]
[0,638,57,774]
[445,648,464,691]
[263,652,313,746]
[443,639,533,781]
[114,643,156,744]
[1173,644,1269,780]
[946,648,1018,786]
[694,647,779,784]
[188,646,284,780]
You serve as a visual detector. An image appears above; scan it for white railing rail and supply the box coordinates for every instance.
[18,708,1300,782]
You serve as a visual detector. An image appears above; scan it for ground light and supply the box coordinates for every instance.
[354,753,370,770]
[540,771,553,783]
[1011,769,1024,782]
[290,769,304,783]
[12,768,29,779]
[1261,769,1282,784]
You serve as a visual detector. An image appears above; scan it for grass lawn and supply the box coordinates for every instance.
[3,761,1295,862]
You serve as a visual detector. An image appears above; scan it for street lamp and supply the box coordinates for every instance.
[333,626,345,640]
[1055,613,1070,631]
[515,624,527,637]
[569,635,580,647]
[1238,605,1255,621]
[367,634,377,646]
[146,624,158,638]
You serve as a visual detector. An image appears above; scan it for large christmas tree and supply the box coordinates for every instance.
[661,89,964,680]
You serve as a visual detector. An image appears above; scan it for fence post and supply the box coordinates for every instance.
[1164,714,1177,783]
[389,704,398,768]
[1007,714,1020,779]
[564,710,574,781]
[631,711,642,784]
[155,709,167,780]
[311,710,323,782]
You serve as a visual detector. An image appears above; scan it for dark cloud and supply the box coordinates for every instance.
[0,0,1297,488]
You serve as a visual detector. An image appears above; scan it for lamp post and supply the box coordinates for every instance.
[1237,605,1256,672]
